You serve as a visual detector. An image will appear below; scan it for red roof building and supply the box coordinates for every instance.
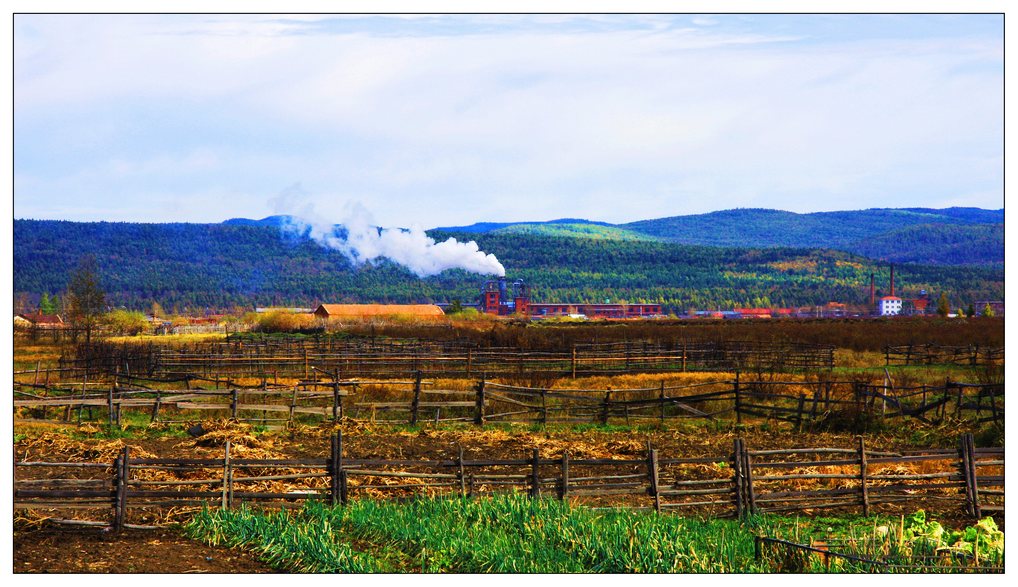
[17,313,65,328]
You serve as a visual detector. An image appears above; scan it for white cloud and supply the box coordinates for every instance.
[13,14,1003,226]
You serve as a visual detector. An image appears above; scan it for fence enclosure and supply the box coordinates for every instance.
[884,343,1003,367]
[56,338,836,381]
[14,433,1002,532]
[15,370,1004,430]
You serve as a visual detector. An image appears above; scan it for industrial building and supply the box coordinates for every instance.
[477,277,662,319]
[872,266,902,316]
[528,303,663,319]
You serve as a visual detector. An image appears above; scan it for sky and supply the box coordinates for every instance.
[13,13,1004,229]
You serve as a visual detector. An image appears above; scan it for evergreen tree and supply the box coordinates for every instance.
[38,292,54,315]
[936,293,950,317]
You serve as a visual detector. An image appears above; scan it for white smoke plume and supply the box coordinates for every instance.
[269,183,505,277]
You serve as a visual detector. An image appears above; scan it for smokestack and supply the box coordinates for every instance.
[870,273,875,306]
[890,265,895,297]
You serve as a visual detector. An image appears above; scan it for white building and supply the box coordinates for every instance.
[878,296,902,316]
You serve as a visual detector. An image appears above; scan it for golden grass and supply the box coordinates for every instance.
[105,333,227,345]
[13,342,65,365]
[834,349,886,369]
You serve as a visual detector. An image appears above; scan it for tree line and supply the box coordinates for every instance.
[13,220,1004,315]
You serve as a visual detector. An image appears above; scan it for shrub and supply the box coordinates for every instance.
[255,311,320,334]
[102,309,150,335]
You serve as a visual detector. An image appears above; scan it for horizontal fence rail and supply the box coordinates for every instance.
[14,434,1002,532]
[55,338,836,381]
[884,343,1003,367]
[15,372,1003,429]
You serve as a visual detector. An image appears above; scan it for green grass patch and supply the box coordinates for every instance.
[185,496,766,573]
[184,497,1003,573]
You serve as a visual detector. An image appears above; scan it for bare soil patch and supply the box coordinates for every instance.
[14,523,276,574]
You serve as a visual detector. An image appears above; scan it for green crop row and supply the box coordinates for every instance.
[183,496,1005,573]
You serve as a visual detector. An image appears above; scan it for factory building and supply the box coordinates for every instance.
[528,303,663,319]
[876,265,902,316]
[477,277,662,319]
[878,296,903,316]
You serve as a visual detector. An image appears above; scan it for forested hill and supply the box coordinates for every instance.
[621,207,1003,253]
[13,219,1003,313]
[437,207,1003,266]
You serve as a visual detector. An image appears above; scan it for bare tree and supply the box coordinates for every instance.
[66,255,106,344]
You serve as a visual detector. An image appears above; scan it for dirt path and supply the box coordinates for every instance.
[14,523,276,574]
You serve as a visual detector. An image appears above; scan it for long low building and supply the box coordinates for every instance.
[313,304,447,320]
[528,303,663,319]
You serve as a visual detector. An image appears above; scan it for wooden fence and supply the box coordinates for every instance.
[57,338,836,381]
[885,344,1003,367]
[14,373,1003,429]
[13,433,1002,532]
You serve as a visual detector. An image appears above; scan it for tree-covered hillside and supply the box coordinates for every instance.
[434,207,1004,266]
[13,220,1003,314]
[620,207,1003,251]
[847,223,1003,266]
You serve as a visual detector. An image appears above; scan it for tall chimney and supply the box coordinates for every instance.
[890,265,895,297]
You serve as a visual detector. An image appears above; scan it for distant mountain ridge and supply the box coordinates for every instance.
[424,207,1003,266]
[433,218,615,233]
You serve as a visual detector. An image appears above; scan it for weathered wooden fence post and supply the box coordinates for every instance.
[732,438,744,518]
[410,370,423,425]
[150,389,162,423]
[113,446,129,533]
[571,345,577,379]
[337,427,350,506]
[221,440,231,510]
[330,432,342,506]
[742,439,757,515]
[474,378,486,426]
[858,436,869,516]
[967,433,981,519]
[659,381,666,427]
[289,385,298,425]
[230,389,239,420]
[648,448,661,514]
[107,382,115,427]
[959,433,981,519]
[600,390,612,425]
[559,451,570,501]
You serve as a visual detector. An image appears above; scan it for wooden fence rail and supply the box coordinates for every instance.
[14,433,1001,532]
[55,338,836,381]
[884,344,1004,367]
[14,375,1002,429]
